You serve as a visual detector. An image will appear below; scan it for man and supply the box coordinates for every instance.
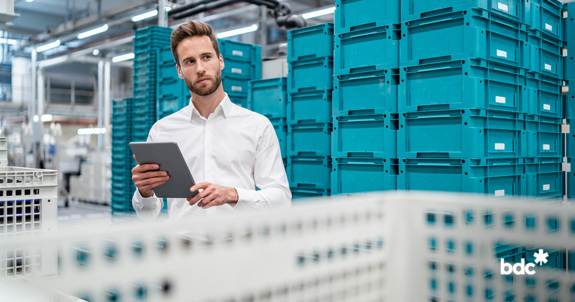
[131,20,291,220]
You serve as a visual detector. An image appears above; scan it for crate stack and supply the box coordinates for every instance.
[0,159,58,278]
[132,26,172,144]
[157,47,187,120]
[110,98,136,216]
[393,0,564,199]
[219,40,262,108]
[331,1,400,196]
[248,78,288,166]
[565,2,575,198]
[286,23,334,199]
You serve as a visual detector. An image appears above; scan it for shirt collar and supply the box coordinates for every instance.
[189,93,233,121]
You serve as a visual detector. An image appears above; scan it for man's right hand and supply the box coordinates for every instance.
[132,155,170,198]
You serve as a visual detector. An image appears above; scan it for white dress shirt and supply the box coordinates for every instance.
[132,94,291,221]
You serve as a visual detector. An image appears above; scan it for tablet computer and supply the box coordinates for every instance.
[129,142,198,198]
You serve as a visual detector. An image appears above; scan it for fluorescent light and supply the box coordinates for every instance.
[26,0,33,2]
[32,114,52,122]
[132,9,158,22]
[112,53,134,62]
[216,24,258,39]
[302,6,335,19]
[77,127,107,135]
[37,40,61,52]
[0,38,17,45]
[77,24,109,39]
[92,49,99,56]
[165,7,171,12]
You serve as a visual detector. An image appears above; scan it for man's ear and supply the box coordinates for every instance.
[176,63,184,79]
[219,54,225,70]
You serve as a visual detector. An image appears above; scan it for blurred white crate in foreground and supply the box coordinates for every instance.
[0,166,58,279]
[1,192,575,301]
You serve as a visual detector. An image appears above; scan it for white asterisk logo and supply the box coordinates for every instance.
[533,249,549,266]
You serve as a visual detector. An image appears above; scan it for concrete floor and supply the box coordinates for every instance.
[57,200,112,227]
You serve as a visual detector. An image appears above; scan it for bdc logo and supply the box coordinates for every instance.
[500,249,549,275]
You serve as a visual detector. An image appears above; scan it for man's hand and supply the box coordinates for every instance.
[132,155,170,198]
[187,182,238,208]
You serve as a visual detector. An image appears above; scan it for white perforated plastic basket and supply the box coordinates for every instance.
[0,167,58,279]
[1,192,574,301]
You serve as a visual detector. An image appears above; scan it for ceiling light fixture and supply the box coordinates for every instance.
[302,6,335,19]
[77,24,109,39]
[216,24,258,39]
[93,49,100,56]
[132,10,158,22]
[36,40,61,52]
[77,127,107,135]
[0,38,17,45]
[112,53,135,63]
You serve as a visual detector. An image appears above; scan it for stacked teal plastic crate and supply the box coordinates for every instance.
[287,23,334,199]
[565,2,575,198]
[332,1,400,196]
[395,0,564,199]
[219,39,262,107]
[111,98,136,216]
[157,47,187,120]
[248,78,288,167]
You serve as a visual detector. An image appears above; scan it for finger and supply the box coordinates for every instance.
[191,182,210,192]
[132,164,160,174]
[200,195,221,208]
[134,176,169,188]
[139,180,168,193]
[132,171,168,182]
[198,188,218,208]
[187,195,202,206]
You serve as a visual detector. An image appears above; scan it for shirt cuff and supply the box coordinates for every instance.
[133,189,160,210]
[234,187,258,210]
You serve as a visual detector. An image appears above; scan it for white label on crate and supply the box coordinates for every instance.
[497,49,508,58]
[231,68,242,74]
[543,184,550,191]
[498,2,509,12]
[543,144,550,150]
[495,189,506,197]
[545,63,552,71]
[231,86,243,92]
[543,103,551,111]
[545,23,553,31]
[232,50,244,57]
[496,96,507,104]
[495,143,506,150]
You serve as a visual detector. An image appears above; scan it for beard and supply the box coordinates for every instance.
[185,69,222,96]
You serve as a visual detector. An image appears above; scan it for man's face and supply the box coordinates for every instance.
[176,36,224,96]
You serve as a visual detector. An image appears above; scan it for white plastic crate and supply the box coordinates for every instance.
[0,167,58,279]
[0,137,7,167]
[1,192,575,301]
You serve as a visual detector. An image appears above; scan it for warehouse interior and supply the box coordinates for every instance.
[3,0,575,300]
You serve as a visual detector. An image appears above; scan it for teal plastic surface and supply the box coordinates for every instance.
[524,158,563,198]
[401,0,526,22]
[397,158,527,197]
[287,123,332,157]
[526,72,563,117]
[287,57,333,93]
[333,69,399,116]
[157,78,183,99]
[335,24,400,74]
[398,109,526,159]
[527,32,563,78]
[524,117,563,158]
[157,95,186,120]
[335,0,400,34]
[287,155,331,190]
[291,187,329,199]
[526,0,563,40]
[218,39,261,62]
[227,92,248,108]
[223,57,261,80]
[400,9,528,67]
[332,113,398,158]
[287,23,334,62]
[331,157,398,195]
[248,78,287,119]
[399,59,529,113]
[288,89,332,124]
[566,3,575,41]
[222,75,249,95]
[565,40,575,79]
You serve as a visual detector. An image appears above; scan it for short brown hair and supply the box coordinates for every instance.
[171,20,220,66]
